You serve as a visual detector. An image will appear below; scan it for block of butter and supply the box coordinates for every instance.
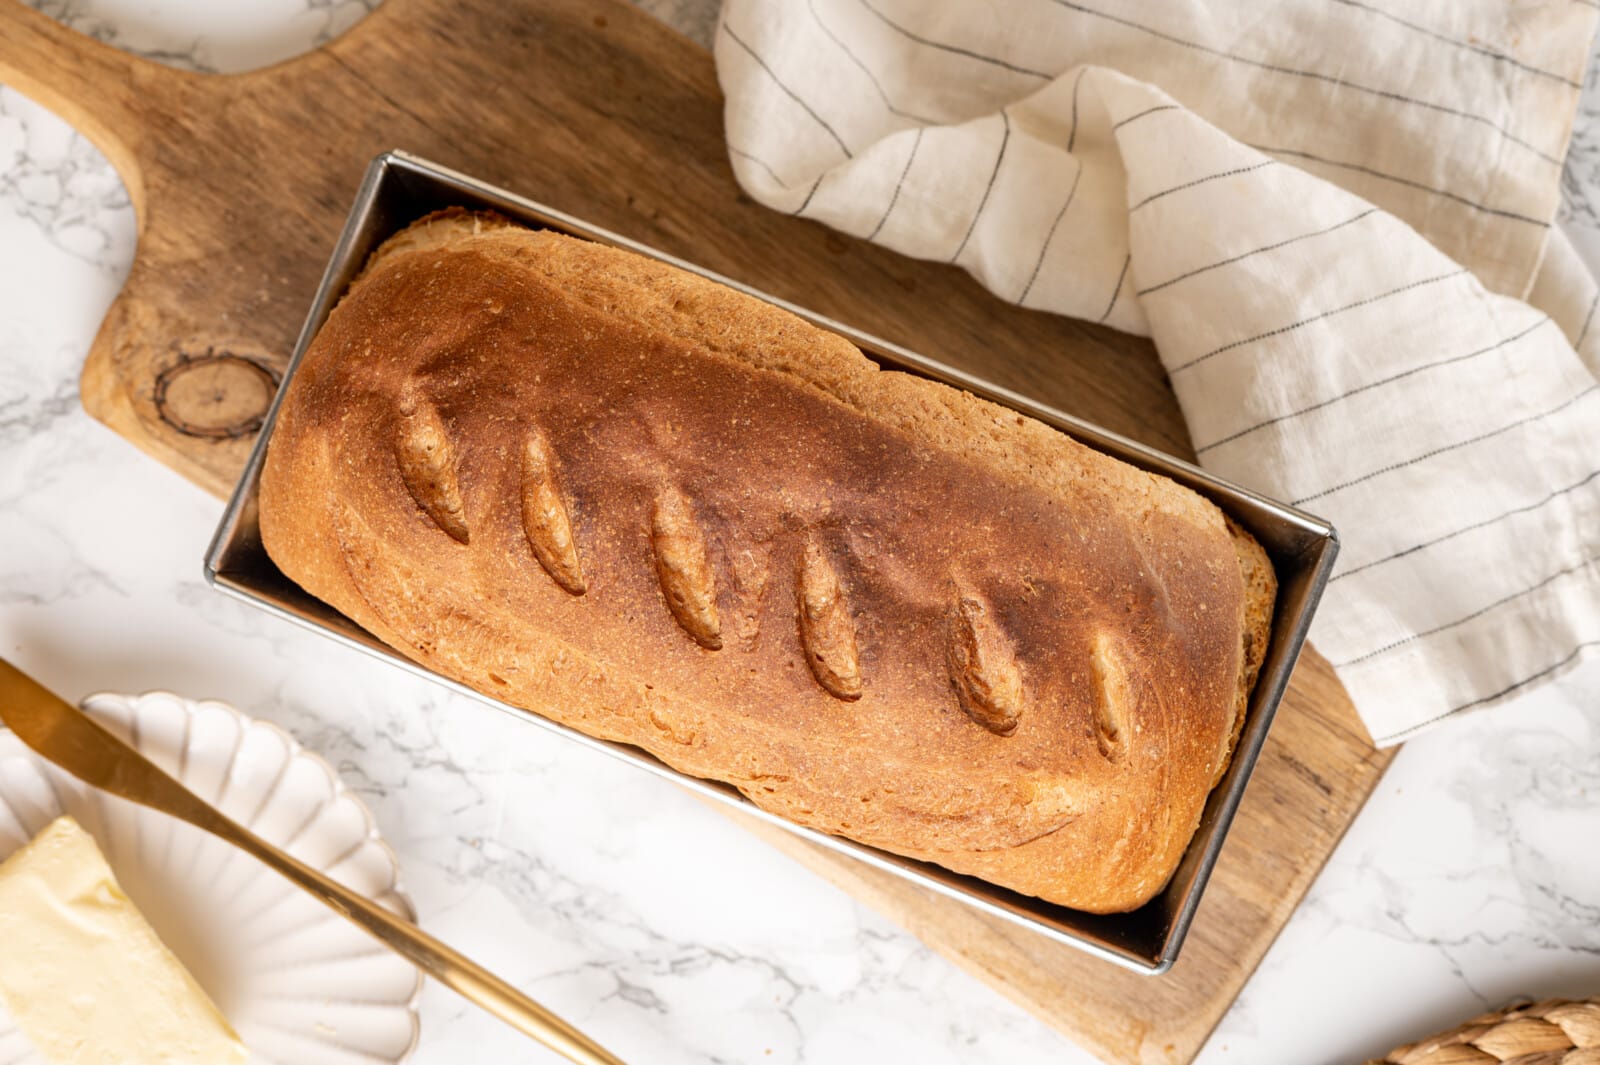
[0,816,249,1065]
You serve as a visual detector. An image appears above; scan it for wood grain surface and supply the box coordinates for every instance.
[0,1,1394,1061]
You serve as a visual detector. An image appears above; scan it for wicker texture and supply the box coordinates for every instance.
[1367,999,1600,1065]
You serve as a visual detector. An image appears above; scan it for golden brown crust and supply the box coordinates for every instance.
[260,212,1276,913]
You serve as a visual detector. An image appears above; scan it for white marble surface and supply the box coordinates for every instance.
[1,3,1597,1064]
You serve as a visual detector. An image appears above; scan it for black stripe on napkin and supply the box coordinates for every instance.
[1334,466,1600,583]
[1138,208,1379,297]
[1341,551,1600,668]
[950,112,1011,263]
[1042,0,1561,163]
[1250,145,1549,225]
[866,129,924,240]
[723,22,855,159]
[1328,0,1580,88]
[1129,160,1276,213]
[1170,268,1468,375]
[1294,385,1599,507]
[1197,315,1552,453]
[857,0,1052,79]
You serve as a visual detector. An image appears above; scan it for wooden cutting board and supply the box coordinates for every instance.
[0,1,1394,1060]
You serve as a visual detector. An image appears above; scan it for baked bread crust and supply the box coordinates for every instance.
[260,211,1276,913]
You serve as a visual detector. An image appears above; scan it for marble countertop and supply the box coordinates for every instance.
[1,2,1597,1063]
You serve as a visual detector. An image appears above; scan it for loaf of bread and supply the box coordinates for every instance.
[259,210,1276,913]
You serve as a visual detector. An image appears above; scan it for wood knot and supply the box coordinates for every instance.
[153,351,279,439]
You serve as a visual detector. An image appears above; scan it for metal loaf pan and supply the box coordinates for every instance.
[206,151,1339,974]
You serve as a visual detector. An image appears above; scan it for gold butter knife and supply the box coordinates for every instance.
[0,659,625,1065]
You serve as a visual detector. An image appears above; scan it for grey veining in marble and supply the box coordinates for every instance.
[0,90,132,271]
[1563,26,1600,224]
[0,3,1597,1065]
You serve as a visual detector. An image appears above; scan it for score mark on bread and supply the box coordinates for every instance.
[651,486,723,650]
[1089,633,1132,762]
[948,593,1024,736]
[394,389,470,544]
[797,537,863,701]
[520,430,586,595]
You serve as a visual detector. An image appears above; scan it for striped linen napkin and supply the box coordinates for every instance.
[712,0,1600,746]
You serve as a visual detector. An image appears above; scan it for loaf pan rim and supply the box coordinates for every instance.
[204,149,1340,975]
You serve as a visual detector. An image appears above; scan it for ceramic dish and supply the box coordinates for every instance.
[0,691,422,1065]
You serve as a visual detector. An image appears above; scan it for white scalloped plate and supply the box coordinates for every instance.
[0,692,422,1065]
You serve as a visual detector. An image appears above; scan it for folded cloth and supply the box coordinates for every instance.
[713,0,1600,745]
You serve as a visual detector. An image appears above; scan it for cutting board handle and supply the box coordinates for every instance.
[0,0,190,222]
